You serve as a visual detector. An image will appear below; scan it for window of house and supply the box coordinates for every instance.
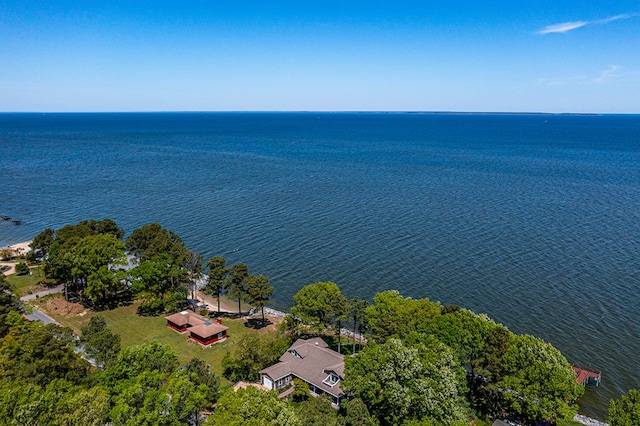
[323,372,340,386]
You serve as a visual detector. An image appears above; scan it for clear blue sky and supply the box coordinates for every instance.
[1,1,639,113]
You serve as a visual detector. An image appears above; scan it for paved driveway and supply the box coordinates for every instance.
[20,284,64,301]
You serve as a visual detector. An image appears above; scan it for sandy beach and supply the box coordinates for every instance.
[1,240,32,276]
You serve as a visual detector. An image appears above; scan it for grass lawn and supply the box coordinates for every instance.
[5,265,45,296]
[30,294,272,382]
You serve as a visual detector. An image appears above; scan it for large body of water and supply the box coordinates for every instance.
[1,112,638,419]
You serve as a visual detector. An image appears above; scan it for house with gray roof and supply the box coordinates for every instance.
[259,337,345,406]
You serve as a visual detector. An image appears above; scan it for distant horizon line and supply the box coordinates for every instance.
[2,110,639,116]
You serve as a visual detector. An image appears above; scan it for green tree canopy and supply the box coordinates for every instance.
[206,256,229,313]
[80,316,121,368]
[228,263,250,315]
[425,308,497,364]
[364,290,441,342]
[100,341,178,388]
[340,397,379,426]
[0,322,91,386]
[290,281,347,332]
[130,253,187,314]
[0,274,23,338]
[30,227,55,259]
[205,386,301,426]
[342,336,470,425]
[295,394,341,426]
[245,274,274,324]
[497,334,583,424]
[125,222,186,263]
[608,389,640,426]
[222,333,291,382]
[0,378,110,426]
[184,357,221,406]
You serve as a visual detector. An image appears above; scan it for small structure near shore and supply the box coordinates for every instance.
[572,364,601,387]
[165,311,228,347]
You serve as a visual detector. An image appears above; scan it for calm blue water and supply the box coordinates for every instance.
[1,112,639,419]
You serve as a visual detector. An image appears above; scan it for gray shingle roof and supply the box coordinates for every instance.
[260,337,345,397]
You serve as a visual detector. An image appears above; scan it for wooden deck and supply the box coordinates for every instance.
[572,364,601,387]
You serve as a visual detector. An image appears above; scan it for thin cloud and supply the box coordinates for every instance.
[538,21,587,34]
[594,65,621,83]
[538,13,638,34]
[595,13,636,24]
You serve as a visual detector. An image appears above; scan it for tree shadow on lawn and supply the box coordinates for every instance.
[244,317,273,329]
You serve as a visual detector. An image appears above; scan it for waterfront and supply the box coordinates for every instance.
[1,112,638,419]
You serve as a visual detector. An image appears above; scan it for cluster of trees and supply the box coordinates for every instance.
[221,333,291,383]
[30,219,199,313]
[286,281,368,353]
[207,386,376,426]
[13,220,638,424]
[30,219,275,318]
[0,312,220,425]
[0,303,371,426]
[204,256,274,322]
[284,284,584,425]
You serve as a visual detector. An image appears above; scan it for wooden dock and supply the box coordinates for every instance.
[572,364,601,387]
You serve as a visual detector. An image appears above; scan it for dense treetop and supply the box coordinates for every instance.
[9,220,590,425]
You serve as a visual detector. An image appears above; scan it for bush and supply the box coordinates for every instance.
[292,378,310,402]
[15,263,29,275]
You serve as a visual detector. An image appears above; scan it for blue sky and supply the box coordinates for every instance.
[1,1,639,113]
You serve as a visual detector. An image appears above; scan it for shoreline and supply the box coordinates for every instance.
[1,240,32,276]
[2,240,32,254]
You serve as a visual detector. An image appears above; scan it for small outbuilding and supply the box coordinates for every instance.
[189,319,229,347]
[165,311,228,346]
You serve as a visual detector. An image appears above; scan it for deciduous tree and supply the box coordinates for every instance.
[364,290,441,342]
[608,389,640,426]
[222,333,291,382]
[342,336,470,425]
[205,386,301,426]
[497,334,583,424]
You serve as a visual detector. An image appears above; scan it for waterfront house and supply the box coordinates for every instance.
[259,337,345,406]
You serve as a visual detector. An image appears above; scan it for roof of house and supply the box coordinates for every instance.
[260,337,345,397]
[164,311,208,327]
[189,321,229,339]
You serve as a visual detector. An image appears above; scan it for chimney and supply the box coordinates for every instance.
[216,317,222,324]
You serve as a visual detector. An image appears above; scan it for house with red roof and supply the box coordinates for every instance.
[165,311,228,347]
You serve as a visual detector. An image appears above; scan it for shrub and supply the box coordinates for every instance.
[15,263,29,275]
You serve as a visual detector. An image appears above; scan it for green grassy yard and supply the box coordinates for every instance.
[31,295,267,382]
[5,265,46,296]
